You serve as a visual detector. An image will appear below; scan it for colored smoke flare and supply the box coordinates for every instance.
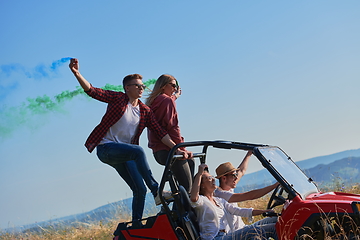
[0,57,157,139]
[0,79,157,139]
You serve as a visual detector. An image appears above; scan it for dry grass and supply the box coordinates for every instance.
[1,220,119,240]
[1,184,359,240]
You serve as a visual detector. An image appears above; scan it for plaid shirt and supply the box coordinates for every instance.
[84,86,167,153]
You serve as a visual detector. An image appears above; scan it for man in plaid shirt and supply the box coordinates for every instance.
[69,58,188,226]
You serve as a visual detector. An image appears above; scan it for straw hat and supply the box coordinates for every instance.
[215,162,239,179]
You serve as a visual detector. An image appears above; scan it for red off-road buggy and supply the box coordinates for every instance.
[113,141,360,239]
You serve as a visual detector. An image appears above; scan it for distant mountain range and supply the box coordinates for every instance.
[296,148,360,170]
[304,156,360,187]
[6,147,360,233]
[236,148,360,191]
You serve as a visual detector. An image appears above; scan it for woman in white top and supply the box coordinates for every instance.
[190,164,271,240]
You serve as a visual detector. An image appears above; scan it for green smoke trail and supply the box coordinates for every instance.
[23,79,156,115]
[0,79,156,139]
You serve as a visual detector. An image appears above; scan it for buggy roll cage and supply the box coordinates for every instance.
[157,140,304,215]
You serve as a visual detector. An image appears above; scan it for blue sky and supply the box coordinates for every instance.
[1,0,359,229]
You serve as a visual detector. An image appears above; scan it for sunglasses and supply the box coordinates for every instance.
[226,172,238,178]
[203,175,215,181]
[168,83,178,89]
[127,84,146,90]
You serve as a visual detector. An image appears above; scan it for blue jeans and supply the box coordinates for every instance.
[96,142,159,221]
[252,217,278,240]
[215,225,267,240]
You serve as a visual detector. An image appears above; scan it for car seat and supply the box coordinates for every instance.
[175,185,200,240]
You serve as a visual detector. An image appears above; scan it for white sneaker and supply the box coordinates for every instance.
[154,190,173,205]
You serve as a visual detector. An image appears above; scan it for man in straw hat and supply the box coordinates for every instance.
[214,151,279,238]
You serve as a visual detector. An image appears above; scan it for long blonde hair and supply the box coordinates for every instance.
[146,74,178,106]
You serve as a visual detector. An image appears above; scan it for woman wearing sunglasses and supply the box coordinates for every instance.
[146,74,194,195]
[190,164,273,240]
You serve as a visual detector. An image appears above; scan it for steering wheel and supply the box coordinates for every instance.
[267,184,286,210]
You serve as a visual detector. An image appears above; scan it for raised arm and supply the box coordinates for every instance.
[69,58,91,91]
[228,182,280,203]
[236,150,252,182]
[190,164,207,202]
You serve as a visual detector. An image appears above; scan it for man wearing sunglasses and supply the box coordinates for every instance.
[69,58,187,227]
[214,151,279,238]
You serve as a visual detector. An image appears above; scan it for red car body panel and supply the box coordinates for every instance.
[276,193,360,239]
[114,214,178,240]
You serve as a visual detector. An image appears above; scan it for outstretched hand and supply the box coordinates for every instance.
[68,58,91,91]
[69,58,79,74]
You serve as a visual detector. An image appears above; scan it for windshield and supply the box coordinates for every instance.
[258,147,319,199]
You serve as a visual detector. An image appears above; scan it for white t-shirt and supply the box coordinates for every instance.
[214,187,247,232]
[100,102,140,144]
